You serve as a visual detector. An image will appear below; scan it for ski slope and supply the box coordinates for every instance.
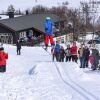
[0,44,100,100]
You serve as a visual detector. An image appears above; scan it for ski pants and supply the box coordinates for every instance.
[44,35,54,46]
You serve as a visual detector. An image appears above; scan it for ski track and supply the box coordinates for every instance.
[43,48,99,100]
[0,46,99,100]
[55,62,99,100]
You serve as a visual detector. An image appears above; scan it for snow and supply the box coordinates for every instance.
[0,43,100,100]
[0,15,22,20]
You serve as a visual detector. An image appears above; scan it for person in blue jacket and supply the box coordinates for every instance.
[44,17,55,50]
[54,42,60,61]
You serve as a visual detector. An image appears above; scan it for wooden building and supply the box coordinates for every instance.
[0,13,63,44]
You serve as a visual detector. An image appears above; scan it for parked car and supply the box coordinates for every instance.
[87,39,100,50]
[88,39,100,44]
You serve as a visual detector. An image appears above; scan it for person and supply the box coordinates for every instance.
[83,46,90,68]
[16,40,21,55]
[51,45,55,61]
[59,46,65,62]
[44,17,55,50]
[65,44,71,62]
[89,53,94,70]
[91,46,99,70]
[71,42,78,63]
[78,44,84,68]
[54,42,60,62]
[0,47,8,72]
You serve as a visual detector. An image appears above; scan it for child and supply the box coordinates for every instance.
[89,55,94,68]
[0,47,8,72]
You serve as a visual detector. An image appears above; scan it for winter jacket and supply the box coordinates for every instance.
[71,46,77,55]
[54,44,60,53]
[92,48,99,65]
[45,19,54,35]
[0,51,8,66]
[78,48,84,58]
[83,48,90,59]
[60,48,65,58]
[16,42,21,50]
[65,48,71,56]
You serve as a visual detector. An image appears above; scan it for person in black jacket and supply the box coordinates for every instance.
[91,46,99,70]
[16,40,21,55]
[59,46,65,62]
[83,46,90,68]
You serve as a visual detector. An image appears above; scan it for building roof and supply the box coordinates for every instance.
[0,13,61,33]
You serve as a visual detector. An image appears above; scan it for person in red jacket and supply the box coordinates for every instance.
[71,42,78,63]
[0,47,8,72]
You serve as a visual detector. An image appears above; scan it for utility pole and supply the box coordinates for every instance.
[88,0,100,39]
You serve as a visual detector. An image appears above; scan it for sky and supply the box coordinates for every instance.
[0,0,88,12]
[0,35,100,100]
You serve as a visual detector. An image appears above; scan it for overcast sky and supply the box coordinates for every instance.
[0,0,88,12]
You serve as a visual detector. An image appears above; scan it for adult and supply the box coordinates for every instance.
[16,40,21,55]
[44,17,55,50]
[65,44,71,62]
[54,42,60,61]
[78,44,84,68]
[91,46,99,70]
[59,46,65,62]
[83,46,90,68]
[71,42,78,63]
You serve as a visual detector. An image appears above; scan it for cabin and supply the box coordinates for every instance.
[0,13,64,44]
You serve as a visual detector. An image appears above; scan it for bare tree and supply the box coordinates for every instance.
[31,5,48,13]
[7,4,15,13]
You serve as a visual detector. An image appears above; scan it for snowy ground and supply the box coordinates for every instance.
[0,44,100,100]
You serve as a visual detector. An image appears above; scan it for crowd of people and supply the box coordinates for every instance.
[51,41,100,70]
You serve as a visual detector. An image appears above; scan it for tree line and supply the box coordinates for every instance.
[1,1,100,36]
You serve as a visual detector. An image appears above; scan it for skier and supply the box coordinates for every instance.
[44,17,55,50]
[0,47,8,72]
[16,40,21,55]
